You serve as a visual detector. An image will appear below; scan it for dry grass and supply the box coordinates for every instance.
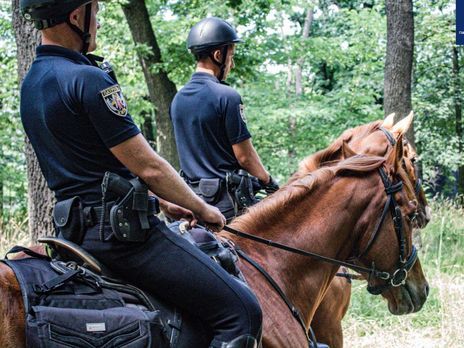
[343,199,464,348]
[343,273,464,348]
[0,217,30,256]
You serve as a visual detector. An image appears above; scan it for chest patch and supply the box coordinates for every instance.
[239,104,247,123]
[100,84,128,117]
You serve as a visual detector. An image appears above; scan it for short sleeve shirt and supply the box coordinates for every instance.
[170,72,251,180]
[20,45,141,205]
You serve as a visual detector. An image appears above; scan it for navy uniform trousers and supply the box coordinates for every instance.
[80,217,262,347]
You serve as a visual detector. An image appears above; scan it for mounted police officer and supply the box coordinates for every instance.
[19,1,261,347]
[170,17,279,222]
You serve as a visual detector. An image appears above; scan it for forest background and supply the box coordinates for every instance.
[0,0,463,346]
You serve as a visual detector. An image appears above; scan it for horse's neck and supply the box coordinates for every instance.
[235,176,378,325]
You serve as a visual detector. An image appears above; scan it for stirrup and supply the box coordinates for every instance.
[220,335,257,348]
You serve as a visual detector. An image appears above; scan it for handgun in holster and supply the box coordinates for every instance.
[102,172,159,242]
[226,170,261,208]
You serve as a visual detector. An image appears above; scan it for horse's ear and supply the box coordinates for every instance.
[391,111,414,136]
[386,134,404,173]
[341,140,357,159]
[382,113,396,129]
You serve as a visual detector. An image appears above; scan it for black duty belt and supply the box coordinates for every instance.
[82,202,115,228]
[82,198,158,228]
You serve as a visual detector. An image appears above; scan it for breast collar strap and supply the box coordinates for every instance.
[235,248,315,347]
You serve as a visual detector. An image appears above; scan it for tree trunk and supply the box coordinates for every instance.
[12,0,55,240]
[384,0,415,147]
[121,0,179,169]
[295,8,314,96]
[452,46,464,196]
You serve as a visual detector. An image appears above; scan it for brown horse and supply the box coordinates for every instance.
[0,142,428,347]
[307,112,431,347]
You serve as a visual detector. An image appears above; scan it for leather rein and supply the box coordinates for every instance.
[224,165,418,346]
[222,127,419,345]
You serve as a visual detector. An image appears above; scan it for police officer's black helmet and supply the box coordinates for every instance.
[20,0,92,29]
[187,17,243,54]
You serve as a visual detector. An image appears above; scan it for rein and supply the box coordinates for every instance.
[224,166,418,293]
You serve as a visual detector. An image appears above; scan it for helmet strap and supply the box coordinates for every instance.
[66,2,92,55]
[209,45,229,81]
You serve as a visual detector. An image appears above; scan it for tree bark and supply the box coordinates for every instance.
[452,46,464,196]
[121,0,179,169]
[384,0,415,147]
[12,0,55,240]
[295,8,314,96]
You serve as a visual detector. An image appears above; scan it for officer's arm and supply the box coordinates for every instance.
[110,134,225,229]
[232,138,270,183]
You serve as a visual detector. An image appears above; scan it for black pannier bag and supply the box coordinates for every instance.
[2,255,169,348]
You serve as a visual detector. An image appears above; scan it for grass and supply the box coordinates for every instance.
[343,199,464,347]
[1,200,463,347]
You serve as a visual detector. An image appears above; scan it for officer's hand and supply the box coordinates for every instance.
[161,201,196,223]
[196,204,226,232]
[260,175,280,194]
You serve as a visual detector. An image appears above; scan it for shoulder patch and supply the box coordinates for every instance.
[100,84,128,117]
[239,104,247,123]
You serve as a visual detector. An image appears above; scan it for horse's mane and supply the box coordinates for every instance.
[290,120,383,182]
[232,154,385,233]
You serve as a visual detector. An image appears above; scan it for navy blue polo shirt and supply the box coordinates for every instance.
[170,72,251,180]
[20,45,140,205]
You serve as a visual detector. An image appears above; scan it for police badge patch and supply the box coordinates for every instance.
[239,104,247,123]
[100,85,128,117]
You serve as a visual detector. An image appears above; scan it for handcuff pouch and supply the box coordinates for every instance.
[53,197,85,244]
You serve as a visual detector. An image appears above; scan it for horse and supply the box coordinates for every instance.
[306,112,431,347]
[0,139,428,347]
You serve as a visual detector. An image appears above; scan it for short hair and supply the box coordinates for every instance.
[193,45,230,62]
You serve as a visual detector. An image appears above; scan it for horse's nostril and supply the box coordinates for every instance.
[425,283,430,297]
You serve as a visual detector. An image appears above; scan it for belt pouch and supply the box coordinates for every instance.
[198,178,222,204]
[53,197,85,245]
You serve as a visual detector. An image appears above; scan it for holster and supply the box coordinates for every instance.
[53,197,85,245]
[103,172,159,243]
[226,170,260,209]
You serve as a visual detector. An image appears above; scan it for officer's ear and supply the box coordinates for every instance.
[212,48,222,63]
[69,6,84,27]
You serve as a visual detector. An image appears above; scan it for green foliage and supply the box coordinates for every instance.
[1,0,463,227]
[0,2,27,224]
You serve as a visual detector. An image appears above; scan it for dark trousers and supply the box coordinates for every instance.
[80,218,262,347]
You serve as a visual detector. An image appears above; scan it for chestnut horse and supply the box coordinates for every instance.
[0,142,428,347]
[307,112,431,347]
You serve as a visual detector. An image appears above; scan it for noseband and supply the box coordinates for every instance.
[224,159,418,295]
[350,166,418,295]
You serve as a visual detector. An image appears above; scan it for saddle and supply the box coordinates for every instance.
[2,223,244,348]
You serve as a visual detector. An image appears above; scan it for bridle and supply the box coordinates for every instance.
[348,166,418,295]
[224,162,418,295]
[222,129,419,346]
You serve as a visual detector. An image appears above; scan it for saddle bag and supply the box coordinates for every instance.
[2,256,169,348]
[28,305,166,348]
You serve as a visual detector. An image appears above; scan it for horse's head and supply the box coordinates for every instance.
[351,138,429,315]
[346,112,431,229]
